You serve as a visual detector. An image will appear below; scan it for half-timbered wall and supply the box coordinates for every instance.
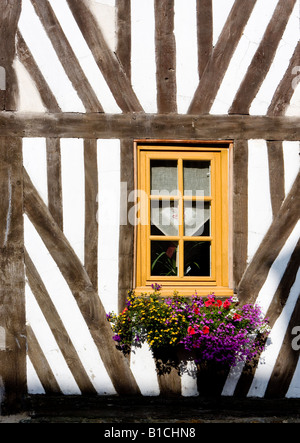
[0,0,299,409]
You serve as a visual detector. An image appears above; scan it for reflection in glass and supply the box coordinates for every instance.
[183,161,210,196]
[184,241,211,276]
[151,200,179,236]
[184,201,210,236]
[151,241,179,276]
[151,160,178,195]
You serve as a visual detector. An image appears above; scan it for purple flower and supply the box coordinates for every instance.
[113,334,122,342]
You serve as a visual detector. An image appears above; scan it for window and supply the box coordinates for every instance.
[135,142,233,297]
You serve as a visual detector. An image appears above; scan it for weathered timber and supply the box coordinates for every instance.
[265,296,300,398]
[16,31,62,113]
[66,0,143,113]
[196,0,213,78]
[26,324,62,395]
[234,239,300,397]
[25,250,97,395]
[188,0,257,114]
[23,168,141,396]
[267,141,285,218]
[0,0,22,110]
[0,112,299,140]
[155,0,177,114]
[118,139,135,313]
[229,0,297,114]
[237,171,300,305]
[84,139,98,291]
[46,138,63,230]
[232,140,248,288]
[267,42,300,116]
[116,0,131,80]
[0,137,26,413]
[30,0,103,113]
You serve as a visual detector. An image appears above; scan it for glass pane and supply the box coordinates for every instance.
[151,160,178,195]
[151,200,179,236]
[184,201,210,236]
[183,161,211,196]
[151,241,179,276]
[184,241,211,276]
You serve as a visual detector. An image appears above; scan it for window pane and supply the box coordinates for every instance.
[151,160,178,195]
[184,241,211,276]
[184,201,210,236]
[151,241,179,276]
[183,161,210,196]
[151,200,179,236]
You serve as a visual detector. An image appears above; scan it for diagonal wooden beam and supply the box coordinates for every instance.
[154,0,177,114]
[188,0,257,115]
[23,167,141,396]
[25,249,98,395]
[30,0,104,113]
[16,30,61,113]
[267,41,300,117]
[265,294,300,398]
[66,0,144,113]
[26,324,62,395]
[237,170,300,305]
[229,0,297,115]
[0,0,22,111]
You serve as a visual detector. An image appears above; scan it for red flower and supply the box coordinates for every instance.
[233,313,242,321]
[193,307,200,315]
[223,299,231,309]
[214,300,222,307]
[202,326,210,335]
[205,300,213,307]
[187,326,196,335]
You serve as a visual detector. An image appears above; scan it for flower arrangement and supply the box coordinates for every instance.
[106,284,271,368]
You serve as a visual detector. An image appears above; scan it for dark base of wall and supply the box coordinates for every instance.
[23,395,300,422]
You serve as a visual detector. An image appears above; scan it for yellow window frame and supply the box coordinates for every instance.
[134,142,233,297]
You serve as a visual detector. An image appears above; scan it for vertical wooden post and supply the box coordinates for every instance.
[0,138,26,414]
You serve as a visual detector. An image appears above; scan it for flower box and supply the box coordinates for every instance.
[106,285,270,373]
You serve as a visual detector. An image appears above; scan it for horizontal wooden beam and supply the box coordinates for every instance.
[0,112,299,141]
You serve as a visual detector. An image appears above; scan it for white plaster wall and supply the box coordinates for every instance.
[247,140,273,264]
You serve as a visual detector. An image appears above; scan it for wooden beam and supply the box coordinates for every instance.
[84,139,98,290]
[265,295,300,398]
[188,0,257,115]
[267,141,285,218]
[0,137,26,413]
[0,0,22,111]
[229,0,297,115]
[196,0,213,78]
[237,170,300,305]
[232,140,248,288]
[23,168,141,396]
[116,0,132,80]
[66,0,143,113]
[154,0,177,114]
[16,31,61,113]
[0,112,299,141]
[26,324,62,395]
[30,0,103,113]
[267,41,300,116]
